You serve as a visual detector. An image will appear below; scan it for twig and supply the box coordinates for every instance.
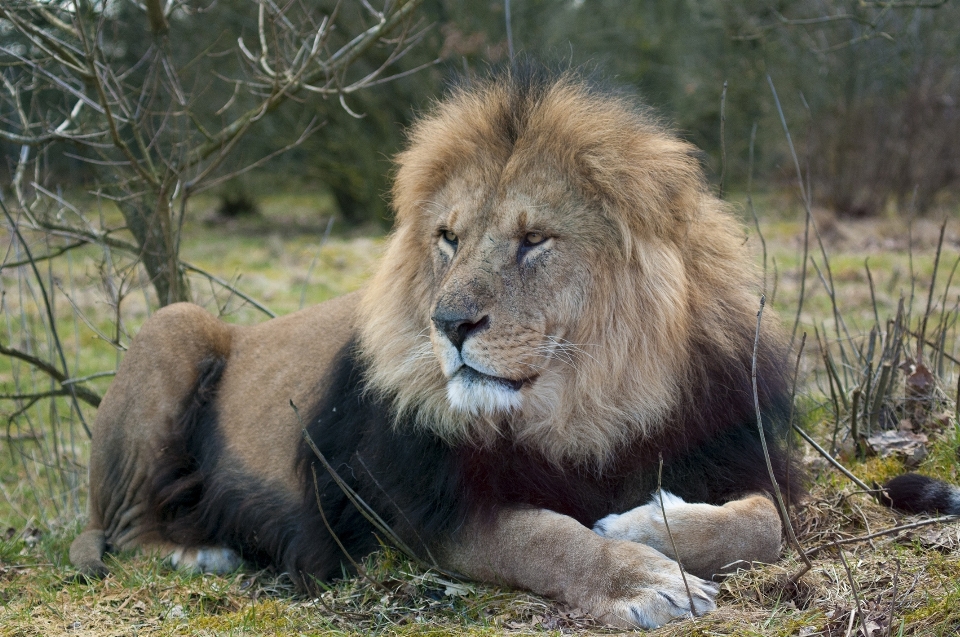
[751,295,812,580]
[870,362,892,432]
[5,393,57,427]
[786,332,806,509]
[804,515,960,558]
[1,241,87,270]
[837,548,865,637]
[865,259,881,330]
[0,197,95,434]
[933,251,960,347]
[905,329,960,366]
[61,371,117,385]
[850,388,862,458]
[310,466,389,593]
[768,76,809,349]
[293,401,460,579]
[886,558,901,637]
[918,219,947,351]
[657,454,697,619]
[0,343,101,408]
[792,423,871,492]
[746,121,767,293]
[504,0,514,60]
[718,81,727,200]
[355,454,439,567]
[181,261,276,318]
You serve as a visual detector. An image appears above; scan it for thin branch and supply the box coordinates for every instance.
[657,454,698,619]
[886,559,901,637]
[310,465,389,593]
[296,402,460,579]
[1,241,87,270]
[785,332,806,509]
[192,0,423,166]
[792,422,871,492]
[505,0,514,60]
[186,117,324,194]
[718,81,727,200]
[918,219,947,349]
[0,196,96,433]
[180,261,276,318]
[804,515,959,558]
[837,548,865,636]
[751,295,812,580]
[72,10,159,188]
[0,342,101,408]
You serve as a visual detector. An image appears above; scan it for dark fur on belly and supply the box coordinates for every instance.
[149,330,799,588]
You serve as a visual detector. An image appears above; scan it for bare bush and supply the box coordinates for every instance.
[1,0,425,304]
[0,0,426,525]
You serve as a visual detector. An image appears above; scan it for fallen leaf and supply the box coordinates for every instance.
[866,430,928,465]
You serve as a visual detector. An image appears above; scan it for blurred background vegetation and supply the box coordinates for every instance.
[4,0,960,229]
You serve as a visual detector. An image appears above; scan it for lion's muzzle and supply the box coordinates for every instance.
[431,312,489,351]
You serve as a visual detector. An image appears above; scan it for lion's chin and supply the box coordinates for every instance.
[445,366,529,415]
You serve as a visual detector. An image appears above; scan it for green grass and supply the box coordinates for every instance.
[2,192,960,635]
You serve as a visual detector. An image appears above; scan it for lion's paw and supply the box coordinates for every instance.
[592,569,718,629]
[581,540,718,629]
[592,490,686,542]
[598,578,717,628]
[168,546,242,574]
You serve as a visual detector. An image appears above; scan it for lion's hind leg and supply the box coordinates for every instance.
[593,492,782,579]
[75,303,234,578]
[70,529,108,578]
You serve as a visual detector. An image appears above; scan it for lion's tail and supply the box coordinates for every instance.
[880,473,960,516]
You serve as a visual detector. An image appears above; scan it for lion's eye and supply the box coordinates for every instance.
[441,229,458,248]
[523,232,546,247]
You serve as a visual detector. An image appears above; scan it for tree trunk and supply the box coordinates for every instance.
[118,187,190,306]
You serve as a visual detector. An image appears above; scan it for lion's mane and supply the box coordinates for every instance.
[356,67,787,467]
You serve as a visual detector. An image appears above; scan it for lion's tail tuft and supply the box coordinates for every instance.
[880,473,960,516]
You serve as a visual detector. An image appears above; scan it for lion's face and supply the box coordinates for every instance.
[426,165,596,417]
[357,72,758,465]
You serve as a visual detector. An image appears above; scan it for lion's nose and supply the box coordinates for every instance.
[432,313,489,350]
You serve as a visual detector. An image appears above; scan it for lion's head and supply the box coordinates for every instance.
[357,68,765,466]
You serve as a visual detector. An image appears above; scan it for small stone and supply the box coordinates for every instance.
[165,604,186,620]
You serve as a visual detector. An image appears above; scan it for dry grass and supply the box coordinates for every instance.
[2,193,960,635]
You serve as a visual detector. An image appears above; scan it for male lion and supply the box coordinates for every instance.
[72,68,801,629]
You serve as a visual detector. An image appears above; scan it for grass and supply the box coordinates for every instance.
[2,191,960,635]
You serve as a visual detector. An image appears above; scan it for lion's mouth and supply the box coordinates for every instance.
[457,366,536,392]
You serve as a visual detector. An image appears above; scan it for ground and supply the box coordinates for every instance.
[1,190,959,636]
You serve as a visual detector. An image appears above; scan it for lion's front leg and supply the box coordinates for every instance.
[593,492,782,579]
[440,508,717,629]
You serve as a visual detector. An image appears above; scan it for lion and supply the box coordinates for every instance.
[71,67,801,629]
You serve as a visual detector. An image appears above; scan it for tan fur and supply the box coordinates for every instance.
[442,508,719,629]
[594,492,783,578]
[358,73,764,465]
[72,71,785,629]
